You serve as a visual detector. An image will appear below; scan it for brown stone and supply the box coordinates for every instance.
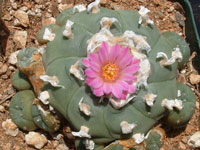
[189,74,200,85]
[13,31,27,49]
[0,64,8,75]
[14,10,29,27]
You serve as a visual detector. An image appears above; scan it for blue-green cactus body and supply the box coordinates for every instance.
[10,6,196,149]
[10,90,38,131]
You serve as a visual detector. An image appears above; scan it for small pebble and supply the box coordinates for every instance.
[189,74,200,85]
[56,144,69,150]
[13,30,27,49]
[0,105,5,112]
[25,132,47,149]
[3,14,13,21]
[8,50,21,65]
[188,131,200,148]
[14,10,29,27]
[20,6,28,12]
[0,64,8,75]
[2,119,19,137]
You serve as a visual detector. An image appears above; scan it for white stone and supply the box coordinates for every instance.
[69,61,84,80]
[25,132,47,149]
[132,133,145,144]
[57,0,62,3]
[84,139,95,150]
[0,105,5,112]
[73,4,86,13]
[120,121,136,134]
[13,31,27,49]
[43,28,56,41]
[14,19,20,26]
[8,50,21,65]
[14,10,29,27]
[138,6,154,25]
[27,10,36,16]
[63,20,74,39]
[145,93,157,106]
[52,133,64,140]
[181,69,186,74]
[87,0,101,13]
[79,98,91,116]
[38,91,50,105]
[40,75,64,88]
[161,98,183,110]
[2,119,19,137]
[188,131,200,148]
[11,2,18,9]
[20,6,28,12]
[72,126,91,138]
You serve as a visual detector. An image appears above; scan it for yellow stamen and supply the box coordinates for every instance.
[102,63,119,81]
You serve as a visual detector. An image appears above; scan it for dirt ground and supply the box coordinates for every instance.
[0,0,199,149]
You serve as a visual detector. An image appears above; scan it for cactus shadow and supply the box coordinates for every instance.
[160,119,187,138]
[192,54,200,73]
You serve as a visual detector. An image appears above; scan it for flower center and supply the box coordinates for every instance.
[102,63,119,81]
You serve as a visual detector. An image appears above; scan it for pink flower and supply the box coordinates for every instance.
[83,42,140,99]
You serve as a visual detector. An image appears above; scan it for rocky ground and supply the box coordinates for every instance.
[0,0,199,149]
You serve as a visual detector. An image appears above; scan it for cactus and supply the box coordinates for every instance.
[10,3,196,150]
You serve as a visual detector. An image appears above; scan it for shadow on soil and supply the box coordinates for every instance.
[0,19,10,55]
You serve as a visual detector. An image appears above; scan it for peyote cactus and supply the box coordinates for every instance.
[10,2,196,150]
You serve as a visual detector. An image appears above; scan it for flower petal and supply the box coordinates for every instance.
[89,53,101,72]
[109,44,120,62]
[128,85,136,93]
[93,87,104,97]
[82,58,90,67]
[90,77,103,89]
[121,73,135,81]
[99,42,109,63]
[90,61,101,72]
[85,42,140,99]
[89,53,100,64]
[85,68,98,78]
[86,77,94,86]
[103,83,111,94]
[111,84,123,99]
[132,58,140,65]
[116,47,129,62]
[118,55,133,68]
[123,64,140,74]
[117,80,129,91]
